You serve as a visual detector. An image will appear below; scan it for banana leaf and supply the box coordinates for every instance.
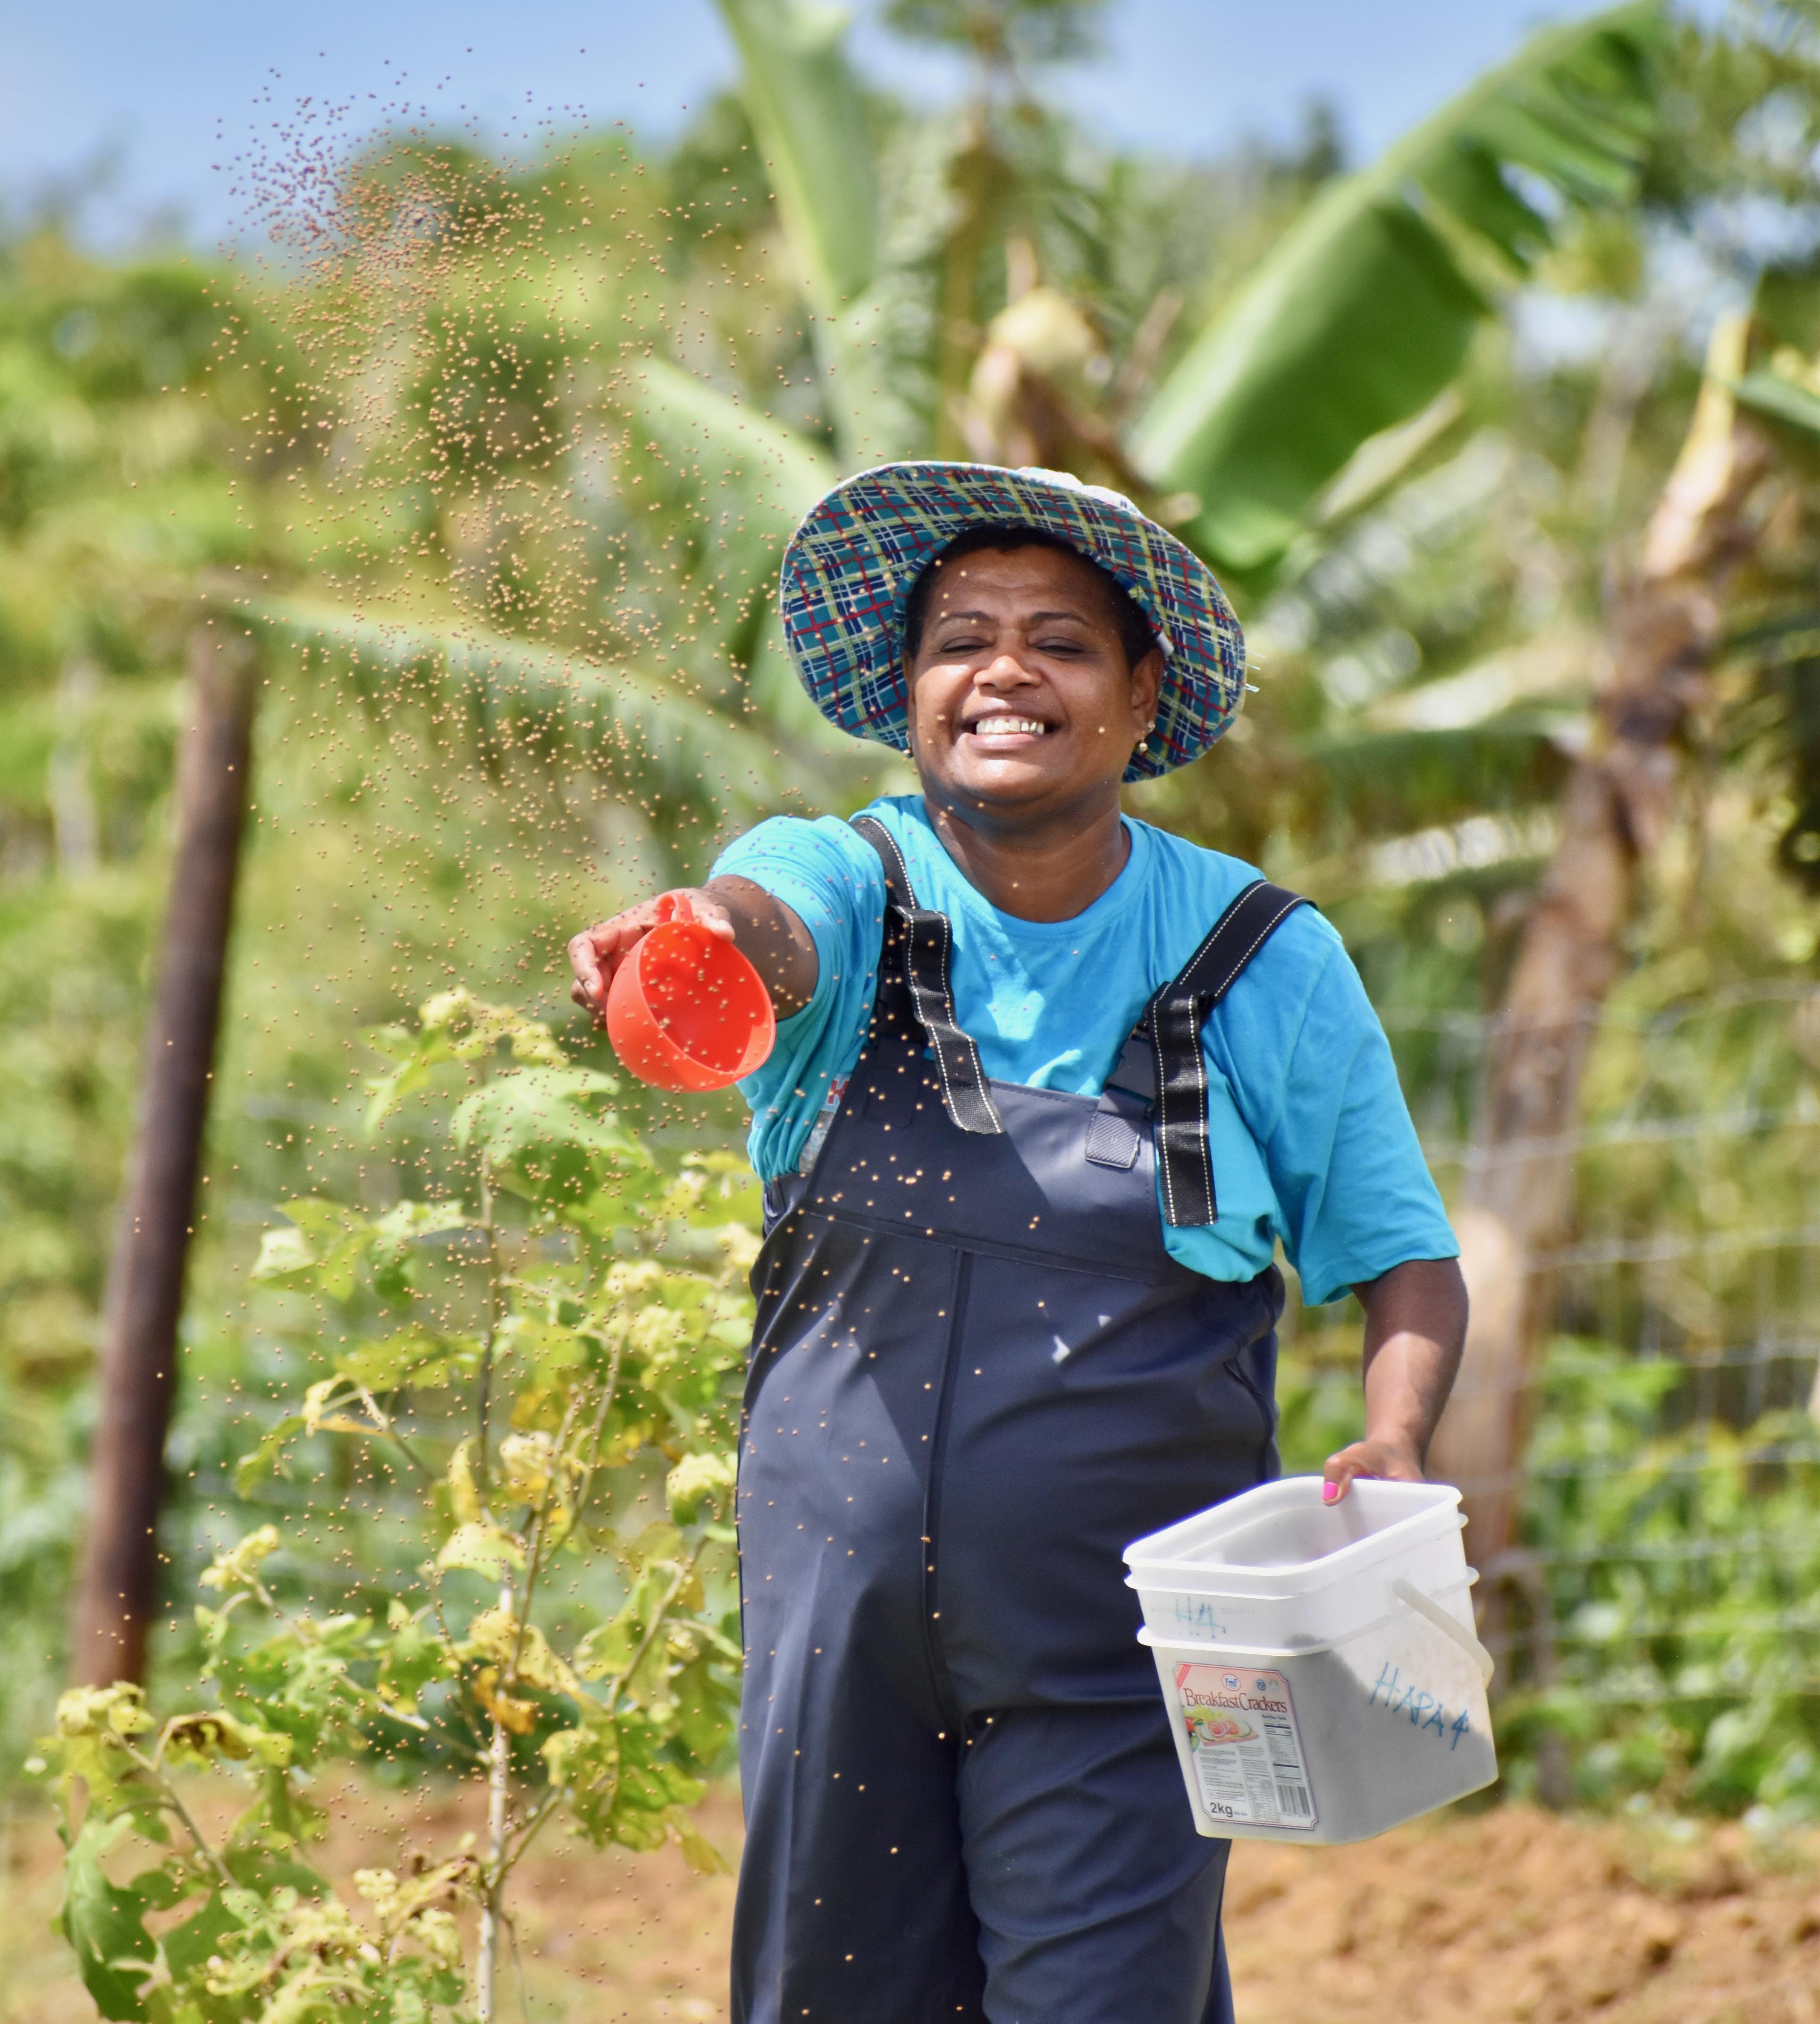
[714,0,878,320]
[1132,2,1662,578]
[217,594,804,813]
[617,356,839,660]
[614,361,888,768]
[715,0,906,463]
[1306,712,1575,834]
[1731,369,1820,440]
[624,358,838,534]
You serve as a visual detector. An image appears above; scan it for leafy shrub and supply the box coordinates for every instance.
[1509,1334,1820,1826]
[37,991,752,2020]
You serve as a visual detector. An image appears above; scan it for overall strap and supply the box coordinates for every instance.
[851,816,1004,1136]
[1104,880,1310,1227]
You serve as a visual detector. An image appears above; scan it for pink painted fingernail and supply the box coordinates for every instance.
[1322,1481,1339,1503]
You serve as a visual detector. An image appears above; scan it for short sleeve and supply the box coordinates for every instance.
[710,817,885,1180]
[1259,938,1458,1305]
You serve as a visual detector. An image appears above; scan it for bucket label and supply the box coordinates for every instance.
[1173,1664,1317,1830]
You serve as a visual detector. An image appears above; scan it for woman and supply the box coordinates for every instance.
[569,464,1466,2024]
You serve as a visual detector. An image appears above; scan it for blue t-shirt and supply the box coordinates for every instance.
[711,796,1456,1305]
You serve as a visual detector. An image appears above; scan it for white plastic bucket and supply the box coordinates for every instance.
[1124,1477,1498,1845]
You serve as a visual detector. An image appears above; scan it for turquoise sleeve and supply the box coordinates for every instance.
[1172,909,1456,1304]
[1262,935,1458,1306]
[710,817,885,1180]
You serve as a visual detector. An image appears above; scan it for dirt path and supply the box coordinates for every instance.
[4,1787,1815,2022]
[1225,1806,1820,2024]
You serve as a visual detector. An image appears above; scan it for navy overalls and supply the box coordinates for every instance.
[733,819,1307,2024]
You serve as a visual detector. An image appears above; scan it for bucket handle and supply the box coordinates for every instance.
[1391,1578,1495,1687]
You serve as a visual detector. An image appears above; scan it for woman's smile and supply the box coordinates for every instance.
[962,714,1052,743]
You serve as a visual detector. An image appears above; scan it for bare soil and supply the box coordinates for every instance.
[4,1784,1816,2022]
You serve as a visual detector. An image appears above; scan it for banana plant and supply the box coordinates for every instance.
[1131,1,1663,576]
[712,0,891,461]
[698,0,1663,595]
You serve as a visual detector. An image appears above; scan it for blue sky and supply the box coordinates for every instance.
[2,0,1646,248]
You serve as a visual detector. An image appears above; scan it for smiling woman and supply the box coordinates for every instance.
[901,527,1163,921]
[565,459,1466,2024]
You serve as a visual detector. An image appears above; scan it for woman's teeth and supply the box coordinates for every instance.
[969,718,1048,738]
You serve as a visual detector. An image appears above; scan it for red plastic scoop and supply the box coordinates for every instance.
[605,920,776,1092]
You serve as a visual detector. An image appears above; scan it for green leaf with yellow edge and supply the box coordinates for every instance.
[612,1719,707,1823]
[494,1308,590,1383]
[360,987,565,1132]
[160,1709,294,1771]
[671,1646,741,1765]
[541,1717,621,1842]
[366,1199,472,1301]
[435,1522,526,1586]
[666,1450,736,1524]
[464,1603,583,1699]
[573,1543,701,1704]
[437,1521,525,1582]
[198,1525,282,1600]
[251,1198,371,1301]
[48,1686,159,1815]
[474,1664,539,1735]
[446,1438,483,1525]
[496,1430,573,1513]
[55,1681,155,1744]
[300,1375,369,1438]
[156,1843,334,1995]
[376,1604,455,1715]
[664,1802,732,1876]
[251,1225,314,1280]
[558,1161,670,1237]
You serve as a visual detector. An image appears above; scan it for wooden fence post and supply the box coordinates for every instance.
[71,618,257,1687]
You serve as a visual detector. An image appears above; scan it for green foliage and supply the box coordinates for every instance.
[1503,1335,1820,1828]
[1130,1,1664,574]
[231,595,808,827]
[715,0,879,323]
[37,993,751,2017]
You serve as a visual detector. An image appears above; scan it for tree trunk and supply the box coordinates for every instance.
[71,620,257,1687]
[1429,315,1771,1641]
[932,109,1006,459]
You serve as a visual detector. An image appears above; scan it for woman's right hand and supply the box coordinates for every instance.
[567,888,737,1025]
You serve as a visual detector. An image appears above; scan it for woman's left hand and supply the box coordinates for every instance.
[1320,1432,1425,1505]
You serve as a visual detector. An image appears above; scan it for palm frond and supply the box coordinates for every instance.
[216,593,804,814]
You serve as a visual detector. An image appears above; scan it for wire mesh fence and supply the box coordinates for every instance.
[1277,980,1820,1804]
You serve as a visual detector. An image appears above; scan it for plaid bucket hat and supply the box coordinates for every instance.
[777,462,1247,782]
